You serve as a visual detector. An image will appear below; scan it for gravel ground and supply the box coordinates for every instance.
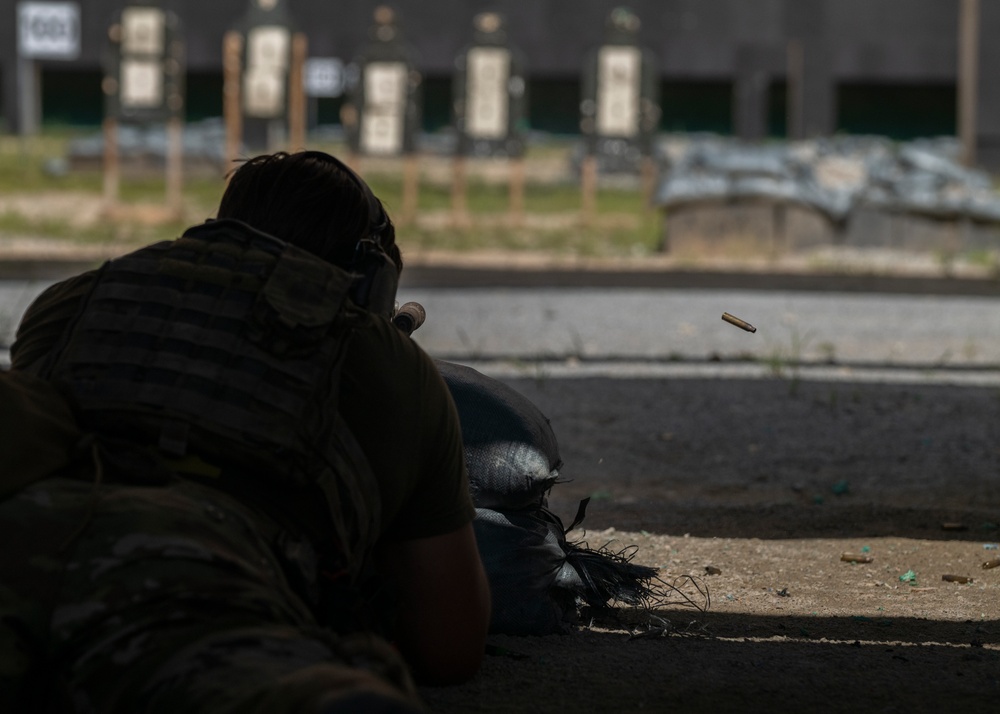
[420,373,1000,714]
[3,218,1000,712]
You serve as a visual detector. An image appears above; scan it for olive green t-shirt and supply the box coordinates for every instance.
[11,267,474,543]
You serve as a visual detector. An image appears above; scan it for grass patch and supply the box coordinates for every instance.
[403,209,660,257]
[0,134,99,193]
[1,130,661,259]
[0,210,79,240]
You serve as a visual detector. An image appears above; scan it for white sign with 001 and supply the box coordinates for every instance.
[18,2,81,60]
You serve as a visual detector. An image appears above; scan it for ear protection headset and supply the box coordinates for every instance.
[301,151,399,318]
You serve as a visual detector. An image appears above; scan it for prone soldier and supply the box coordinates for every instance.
[0,151,491,713]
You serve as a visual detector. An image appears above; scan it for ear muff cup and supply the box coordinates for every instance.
[350,239,399,319]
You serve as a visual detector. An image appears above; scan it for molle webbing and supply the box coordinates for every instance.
[43,222,381,577]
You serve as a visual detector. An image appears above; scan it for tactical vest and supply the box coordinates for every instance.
[39,220,381,580]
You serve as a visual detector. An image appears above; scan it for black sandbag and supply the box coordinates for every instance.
[472,507,582,635]
[437,360,658,636]
[435,360,561,510]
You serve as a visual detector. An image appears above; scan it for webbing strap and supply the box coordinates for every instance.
[42,220,382,576]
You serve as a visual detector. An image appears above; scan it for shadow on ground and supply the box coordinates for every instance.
[420,374,1000,713]
[422,611,1000,713]
[501,375,1000,542]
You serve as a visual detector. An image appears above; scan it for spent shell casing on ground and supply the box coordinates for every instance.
[982,558,1000,570]
[721,312,756,333]
[942,574,973,584]
[840,553,874,564]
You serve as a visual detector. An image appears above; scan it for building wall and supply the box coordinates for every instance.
[0,0,992,161]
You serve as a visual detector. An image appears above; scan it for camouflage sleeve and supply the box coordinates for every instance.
[0,370,82,500]
[10,271,97,373]
[0,477,422,712]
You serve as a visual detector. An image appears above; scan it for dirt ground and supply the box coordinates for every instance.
[419,374,1000,713]
[3,187,999,712]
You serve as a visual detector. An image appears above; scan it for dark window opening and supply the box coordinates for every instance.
[528,77,581,135]
[421,75,452,133]
[659,80,733,135]
[838,83,956,140]
[42,69,102,127]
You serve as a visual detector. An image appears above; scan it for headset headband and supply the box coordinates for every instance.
[296,151,398,317]
[299,150,388,245]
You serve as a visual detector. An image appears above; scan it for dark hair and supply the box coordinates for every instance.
[216,151,401,272]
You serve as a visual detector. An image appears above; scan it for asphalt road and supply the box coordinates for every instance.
[401,286,1000,366]
[4,276,1000,382]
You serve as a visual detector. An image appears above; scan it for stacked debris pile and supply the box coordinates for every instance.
[658,135,1000,224]
[655,135,1000,256]
[657,138,855,224]
[864,141,1000,223]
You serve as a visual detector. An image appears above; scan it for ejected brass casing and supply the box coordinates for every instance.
[721,312,756,333]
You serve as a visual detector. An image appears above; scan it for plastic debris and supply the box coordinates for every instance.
[984,544,999,550]
[832,480,850,496]
[898,570,918,584]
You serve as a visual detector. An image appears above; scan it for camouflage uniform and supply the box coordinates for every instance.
[0,474,420,712]
[0,221,458,712]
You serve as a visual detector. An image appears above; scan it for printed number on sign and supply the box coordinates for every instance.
[18,2,82,60]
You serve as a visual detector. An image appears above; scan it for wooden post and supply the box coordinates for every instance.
[786,39,805,140]
[102,117,120,215]
[772,202,787,257]
[958,0,980,167]
[347,151,363,177]
[508,157,525,226]
[451,155,468,225]
[581,154,597,224]
[165,116,184,218]
[401,154,420,225]
[288,33,308,151]
[223,31,243,175]
[640,155,656,213]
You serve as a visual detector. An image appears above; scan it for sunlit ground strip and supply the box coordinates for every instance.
[7,349,1000,388]
[455,359,1000,386]
[708,637,1000,650]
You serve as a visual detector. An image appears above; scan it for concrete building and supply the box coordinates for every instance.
[1,0,997,166]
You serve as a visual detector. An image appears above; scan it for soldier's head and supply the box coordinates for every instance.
[217,150,402,275]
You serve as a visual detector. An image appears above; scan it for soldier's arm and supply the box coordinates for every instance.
[376,522,491,685]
